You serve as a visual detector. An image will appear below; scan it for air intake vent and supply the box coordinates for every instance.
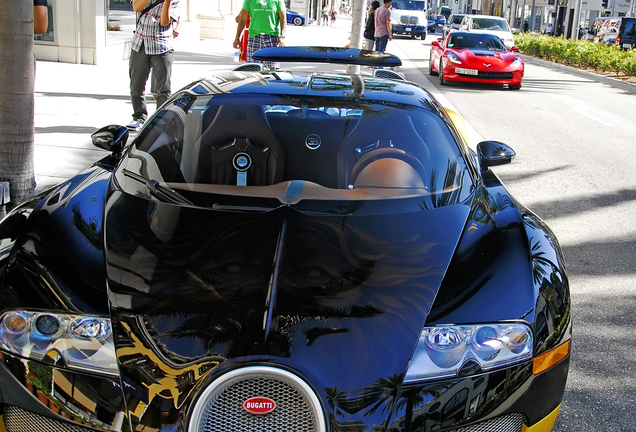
[448,413,526,432]
[373,69,406,81]
[189,366,326,432]
[232,63,265,72]
[2,406,89,432]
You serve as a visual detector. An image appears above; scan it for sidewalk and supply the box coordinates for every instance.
[33,14,460,192]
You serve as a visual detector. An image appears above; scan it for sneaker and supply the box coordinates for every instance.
[126,119,144,131]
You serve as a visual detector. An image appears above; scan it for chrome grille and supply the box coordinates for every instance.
[457,71,514,80]
[2,406,89,432]
[449,413,526,432]
[190,366,325,432]
[400,15,419,25]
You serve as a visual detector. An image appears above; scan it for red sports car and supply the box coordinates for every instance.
[429,31,524,89]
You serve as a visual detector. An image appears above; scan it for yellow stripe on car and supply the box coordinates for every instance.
[522,404,561,432]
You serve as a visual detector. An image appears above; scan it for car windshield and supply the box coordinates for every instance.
[448,33,507,51]
[625,18,636,36]
[471,18,510,31]
[451,15,465,24]
[391,0,426,10]
[116,92,473,212]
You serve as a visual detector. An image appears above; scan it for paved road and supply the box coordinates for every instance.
[394,30,636,432]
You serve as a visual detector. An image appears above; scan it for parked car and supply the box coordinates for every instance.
[434,14,446,28]
[459,14,516,48]
[429,31,524,89]
[616,17,636,49]
[584,16,620,44]
[0,46,569,432]
[428,14,436,33]
[443,13,467,38]
[286,10,313,26]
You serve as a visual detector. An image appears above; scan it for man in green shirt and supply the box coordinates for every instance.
[233,0,287,70]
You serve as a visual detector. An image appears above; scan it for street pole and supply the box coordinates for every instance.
[347,0,365,74]
[530,0,536,31]
[570,0,581,39]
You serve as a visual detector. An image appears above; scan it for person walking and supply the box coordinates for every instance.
[322,5,329,26]
[126,0,181,131]
[233,0,287,70]
[330,7,337,25]
[363,1,381,50]
[374,0,392,53]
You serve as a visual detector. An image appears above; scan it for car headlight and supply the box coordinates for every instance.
[0,310,118,376]
[404,323,533,383]
[446,52,462,64]
[511,56,522,68]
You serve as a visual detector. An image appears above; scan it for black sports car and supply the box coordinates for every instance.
[0,47,570,432]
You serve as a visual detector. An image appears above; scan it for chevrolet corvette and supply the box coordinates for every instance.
[0,47,568,432]
[429,31,524,89]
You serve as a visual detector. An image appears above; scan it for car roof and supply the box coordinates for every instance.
[467,15,508,21]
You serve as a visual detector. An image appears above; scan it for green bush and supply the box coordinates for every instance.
[514,33,636,77]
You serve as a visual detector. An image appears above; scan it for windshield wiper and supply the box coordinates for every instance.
[122,169,193,206]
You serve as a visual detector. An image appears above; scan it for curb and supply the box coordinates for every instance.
[521,54,636,94]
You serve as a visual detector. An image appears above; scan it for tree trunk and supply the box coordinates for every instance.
[0,0,36,212]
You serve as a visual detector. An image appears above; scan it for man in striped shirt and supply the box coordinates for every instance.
[127,0,181,131]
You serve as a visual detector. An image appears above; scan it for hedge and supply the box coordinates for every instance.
[514,33,636,77]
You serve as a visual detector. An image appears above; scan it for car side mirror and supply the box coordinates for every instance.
[91,124,129,156]
[477,140,515,172]
[431,40,441,48]
[510,46,520,52]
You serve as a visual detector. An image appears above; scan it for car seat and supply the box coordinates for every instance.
[337,109,430,189]
[194,103,285,186]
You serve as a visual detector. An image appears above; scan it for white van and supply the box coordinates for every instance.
[390,0,428,39]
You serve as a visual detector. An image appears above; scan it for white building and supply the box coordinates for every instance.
[34,0,244,65]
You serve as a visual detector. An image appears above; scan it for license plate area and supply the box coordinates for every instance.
[455,68,478,75]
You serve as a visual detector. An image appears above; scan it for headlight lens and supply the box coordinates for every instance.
[0,311,118,376]
[405,323,533,383]
[511,56,522,68]
[447,52,462,64]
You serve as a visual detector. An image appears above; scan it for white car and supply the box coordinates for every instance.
[459,15,515,48]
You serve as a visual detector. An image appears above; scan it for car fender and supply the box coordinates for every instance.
[0,165,114,314]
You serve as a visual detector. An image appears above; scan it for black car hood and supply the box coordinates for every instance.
[104,191,471,428]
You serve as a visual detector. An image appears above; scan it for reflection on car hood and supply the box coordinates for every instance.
[456,49,518,66]
[104,191,471,426]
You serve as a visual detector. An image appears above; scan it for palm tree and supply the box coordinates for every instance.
[0,1,36,212]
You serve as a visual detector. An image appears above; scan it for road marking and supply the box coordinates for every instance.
[572,107,614,127]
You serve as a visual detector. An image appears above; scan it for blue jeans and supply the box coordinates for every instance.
[375,35,389,52]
